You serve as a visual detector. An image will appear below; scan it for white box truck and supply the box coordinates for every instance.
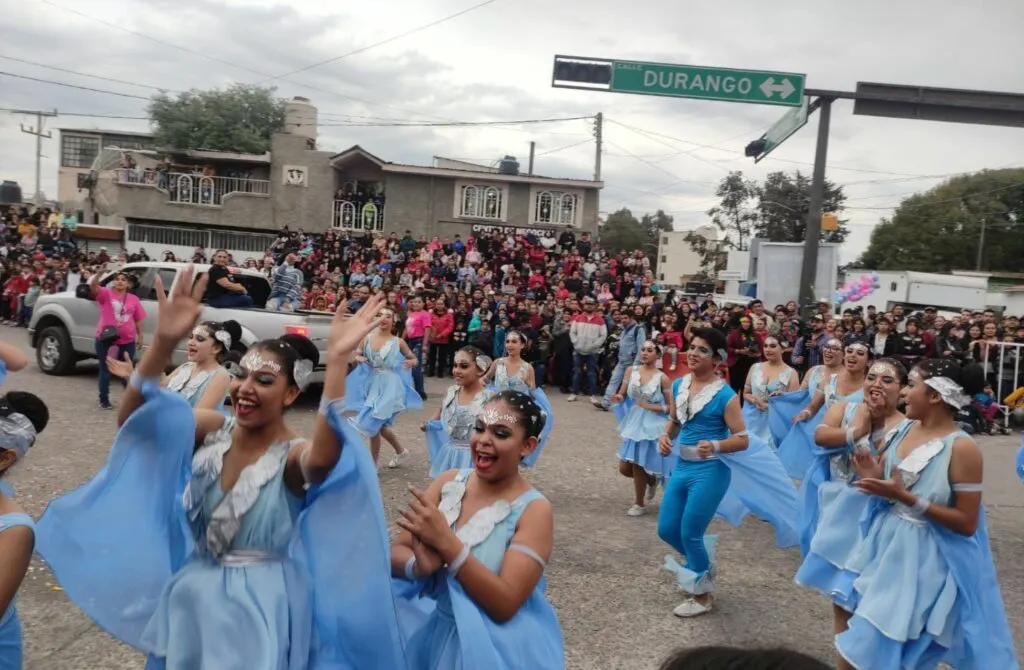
[843,271,987,313]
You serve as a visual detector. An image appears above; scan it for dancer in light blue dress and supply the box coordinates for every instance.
[741,336,797,451]
[839,359,1018,670]
[483,331,554,467]
[393,390,563,669]
[610,341,674,517]
[107,319,239,411]
[794,358,910,665]
[0,387,48,670]
[36,273,406,670]
[345,308,423,467]
[426,346,494,478]
[778,341,866,479]
[657,328,799,619]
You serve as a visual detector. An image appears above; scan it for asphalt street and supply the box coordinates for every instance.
[3,327,1021,669]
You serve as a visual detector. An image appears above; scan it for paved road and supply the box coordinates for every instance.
[3,327,1021,669]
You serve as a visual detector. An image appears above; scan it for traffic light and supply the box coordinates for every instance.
[744,137,767,157]
[552,58,613,86]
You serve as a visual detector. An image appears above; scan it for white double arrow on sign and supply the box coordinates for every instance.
[759,77,796,100]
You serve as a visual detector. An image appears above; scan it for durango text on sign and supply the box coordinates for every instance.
[609,60,805,107]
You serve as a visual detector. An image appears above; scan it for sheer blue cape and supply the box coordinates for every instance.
[768,388,809,449]
[393,572,564,669]
[342,362,423,417]
[714,434,800,548]
[1016,441,1024,484]
[35,388,407,669]
[777,402,826,479]
[858,499,1019,669]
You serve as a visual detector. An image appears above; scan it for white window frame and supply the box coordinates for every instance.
[454,181,508,221]
[529,187,583,227]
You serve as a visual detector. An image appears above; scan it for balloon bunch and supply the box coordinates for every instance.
[835,272,880,306]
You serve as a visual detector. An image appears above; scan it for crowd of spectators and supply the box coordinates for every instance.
[4,203,1024,426]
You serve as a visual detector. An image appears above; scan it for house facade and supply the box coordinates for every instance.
[92,97,602,260]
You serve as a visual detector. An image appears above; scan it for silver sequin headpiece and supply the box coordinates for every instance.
[0,413,37,457]
[923,375,971,410]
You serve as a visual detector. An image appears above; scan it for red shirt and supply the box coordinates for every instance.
[429,310,454,344]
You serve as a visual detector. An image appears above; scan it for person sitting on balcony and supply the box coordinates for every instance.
[204,250,253,309]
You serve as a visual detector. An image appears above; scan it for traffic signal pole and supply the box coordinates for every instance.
[798,97,833,318]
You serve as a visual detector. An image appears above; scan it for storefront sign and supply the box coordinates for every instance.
[470,224,558,239]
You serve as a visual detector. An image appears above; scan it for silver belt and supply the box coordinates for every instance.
[893,508,927,525]
[678,445,720,462]
[218,549,285,567]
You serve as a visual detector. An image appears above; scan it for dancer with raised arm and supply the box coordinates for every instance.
[741,335,798,452]
[345,307,423,467]
[36,267,406,670]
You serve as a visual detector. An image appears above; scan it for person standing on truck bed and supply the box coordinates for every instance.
[204,250,253,309]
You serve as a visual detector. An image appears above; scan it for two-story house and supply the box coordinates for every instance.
[88,96,602,262]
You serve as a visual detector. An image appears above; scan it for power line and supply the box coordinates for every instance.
[0,71,151,100]
[319,116,590,128]
[536,139,592,157]
[264,0,501,81]
[0,54,178,92]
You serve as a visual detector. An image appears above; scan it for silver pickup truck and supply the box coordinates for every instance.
[27,262,334,383]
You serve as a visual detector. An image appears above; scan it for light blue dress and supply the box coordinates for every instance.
[612,366,674,479]
[0,511,33,670]
[426,386,492,478]
[395,469,564,669]
[165,363,229,410]
[741,363,794,451]
[838,430,1019,669]
[488,359,554,468]
[768,366,827,450]
[345,336,423,438]
[35,388,407,670]
[778,371,863,479]
[795,403,912,595]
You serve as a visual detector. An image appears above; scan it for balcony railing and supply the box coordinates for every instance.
[332,199,385,231]
[114,168,270,206]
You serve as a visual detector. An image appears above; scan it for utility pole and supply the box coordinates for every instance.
[797,98,833,318]
[593,112,603,181]
[527,141,535,175]
[976,217,986,271]
[12,109,58,204]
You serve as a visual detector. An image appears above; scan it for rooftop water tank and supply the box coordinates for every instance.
[498,155,519,175]
[284,96,318,144]
[0,181,22,206]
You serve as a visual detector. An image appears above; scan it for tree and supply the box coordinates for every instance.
[684,172,757,275]
[683,229,726,280]
[857,168,1024,272]
[755,170,849,244]
[599,207,674,271]
[148,84,287,153]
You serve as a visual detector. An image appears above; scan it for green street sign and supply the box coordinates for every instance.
[755,97,809,163]
[552,56,806,107]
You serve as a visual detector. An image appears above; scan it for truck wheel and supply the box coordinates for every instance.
[37,326,76,376]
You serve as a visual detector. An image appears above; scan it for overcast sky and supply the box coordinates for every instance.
[1,0,1023,260]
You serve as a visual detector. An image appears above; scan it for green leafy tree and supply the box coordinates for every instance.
[857,168,1024,272]
[600,207,674,271]
[755,170,848,243]
[148,84,287,153]
[683,229,726,280]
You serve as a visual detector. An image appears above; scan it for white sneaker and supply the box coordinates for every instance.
[590,395,603,406]
[646,478,658,503]
[626,504,647,517]
[673,598,713,618]
[567,394,578,402]
[386,450,410,469]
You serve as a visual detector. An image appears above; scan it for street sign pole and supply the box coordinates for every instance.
[798,98,833,318]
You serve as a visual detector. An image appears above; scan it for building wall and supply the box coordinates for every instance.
[268,133,335,232]
[657,227,716,285]
[381,172,599,241]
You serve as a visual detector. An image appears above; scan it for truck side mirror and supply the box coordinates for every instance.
[75,284,94,300]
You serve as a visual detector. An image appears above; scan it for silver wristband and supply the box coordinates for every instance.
[318,396,345,417]
[448,543,471,576]
[845,426,857,449]
[404,556,417,581]
[711,440,721,454]
[910,496,931,516]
